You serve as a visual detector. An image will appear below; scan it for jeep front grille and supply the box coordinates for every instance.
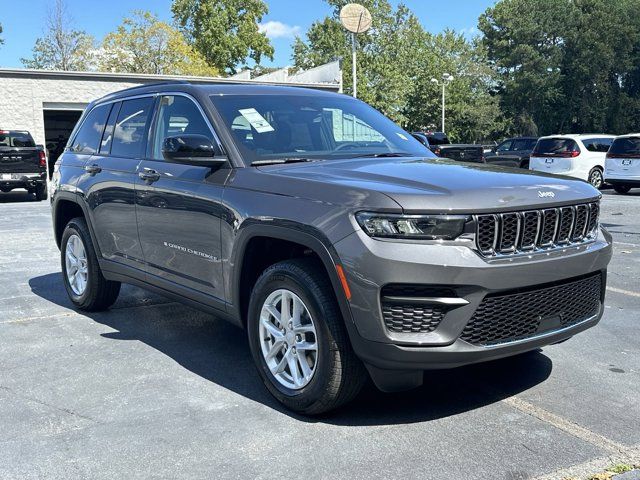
[475,202,599,256]
[460,272,602,346]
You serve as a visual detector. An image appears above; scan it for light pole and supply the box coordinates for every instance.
[340,3,372,99]
[430,73,454,133]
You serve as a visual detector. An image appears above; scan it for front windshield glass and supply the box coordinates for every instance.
[209,93,434,164]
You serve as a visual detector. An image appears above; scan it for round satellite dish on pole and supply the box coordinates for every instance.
[340,3,372,98]
[340,3,372,34]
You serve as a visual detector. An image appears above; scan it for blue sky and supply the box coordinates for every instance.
[0,0,495,69]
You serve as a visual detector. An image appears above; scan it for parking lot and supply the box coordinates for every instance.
[0,189,638,480]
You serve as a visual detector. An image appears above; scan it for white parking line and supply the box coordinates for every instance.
[503,396,628,455]
[607,286,640,298]
[533,445,640,480]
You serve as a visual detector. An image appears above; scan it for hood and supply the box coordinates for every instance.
[258,157,600,213]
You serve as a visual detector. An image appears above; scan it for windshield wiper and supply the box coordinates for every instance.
[349,152,415,159]
[251,157,315,166]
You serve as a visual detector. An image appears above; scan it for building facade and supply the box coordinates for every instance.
[0,64,341,167]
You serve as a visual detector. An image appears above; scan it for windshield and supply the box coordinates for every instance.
[0,130,36,148]
[209,94,434,164]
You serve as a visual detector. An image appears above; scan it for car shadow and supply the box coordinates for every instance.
[0,190,39,203]
[29,272,553,425]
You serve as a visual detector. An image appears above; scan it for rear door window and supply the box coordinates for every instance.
[512,139,534,151]
[111,97,154,158]
[496,140,512,152]
[533,138,580,156]
[69,104,112,155]
[609,137,640,157]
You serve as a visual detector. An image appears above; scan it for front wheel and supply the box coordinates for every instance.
[247,259,366,415]
[588,168,604,189]
[61,217,121,311]
[613,184,632,194]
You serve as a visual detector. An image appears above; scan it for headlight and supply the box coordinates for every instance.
[355,212,469,240]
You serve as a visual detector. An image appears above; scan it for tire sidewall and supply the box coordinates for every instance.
[61,221,93,306]
[247,265,337,408]
[589,168,603,188]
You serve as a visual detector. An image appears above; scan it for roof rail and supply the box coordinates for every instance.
[95,80,192,103]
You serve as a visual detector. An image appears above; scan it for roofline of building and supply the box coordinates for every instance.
[0,67,341,91]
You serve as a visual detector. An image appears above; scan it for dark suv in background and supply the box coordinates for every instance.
[484,136,538,169]
[51,83,612,414]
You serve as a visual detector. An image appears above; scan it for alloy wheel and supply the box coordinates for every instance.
[258,289,318,390]
[589,169,603,188]
[65,234,88,295]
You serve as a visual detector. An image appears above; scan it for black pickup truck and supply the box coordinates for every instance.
[0,130,48,200]
[411,131,485,163]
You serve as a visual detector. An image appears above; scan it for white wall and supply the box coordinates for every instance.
[0,77,144,145]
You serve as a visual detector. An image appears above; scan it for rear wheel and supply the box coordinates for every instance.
[247,258,366,415]
[588,168,604,189]
[613,184,632,194]
[35,184,47,201]
[61,218,121,311]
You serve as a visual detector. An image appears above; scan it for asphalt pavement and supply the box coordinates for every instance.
[0,188,638,480]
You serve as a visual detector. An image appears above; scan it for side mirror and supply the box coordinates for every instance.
[162,134,227,167]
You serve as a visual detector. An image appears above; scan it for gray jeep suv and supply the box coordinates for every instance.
[51,83,612,414]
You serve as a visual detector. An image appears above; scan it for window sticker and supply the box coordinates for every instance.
[238,108,275,133]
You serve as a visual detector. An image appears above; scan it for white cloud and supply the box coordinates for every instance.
[460,26,479,39]
[258,21,302,39]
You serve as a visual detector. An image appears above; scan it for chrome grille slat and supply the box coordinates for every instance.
[474,201,599,257]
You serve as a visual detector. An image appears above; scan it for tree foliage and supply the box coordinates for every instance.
[99,11,218,76]
[172,0,274,74]
[0,22,4,47]
[480,0,640,135]
[21,0,95,71]
[293,0,503,141]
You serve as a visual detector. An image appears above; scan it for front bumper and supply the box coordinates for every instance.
[335,227,612,385]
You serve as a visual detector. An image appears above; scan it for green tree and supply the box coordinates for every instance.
[21,0,95,70]
[292,0,429,125]
[99,11,218,76]
[294,0,503,140]
[404,31,504,142]
[479,0,573,135]
[0,22,4,47]
[172,0,274,74]
[479,0,640,135]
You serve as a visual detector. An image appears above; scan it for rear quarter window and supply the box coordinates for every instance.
[69,104,112,155]
[583,138,613,153]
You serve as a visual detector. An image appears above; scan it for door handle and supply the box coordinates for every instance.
[84,164,101,175]
[139,169,160,183]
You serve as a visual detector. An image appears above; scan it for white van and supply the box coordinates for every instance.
[529,134,615,188]
[604,134,640,194]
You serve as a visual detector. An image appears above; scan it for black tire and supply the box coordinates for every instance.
[35,184,48,201]
[588,167,604,189]
[61,217,121,311]
[247,258,367,415]
[613,184,632,194]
